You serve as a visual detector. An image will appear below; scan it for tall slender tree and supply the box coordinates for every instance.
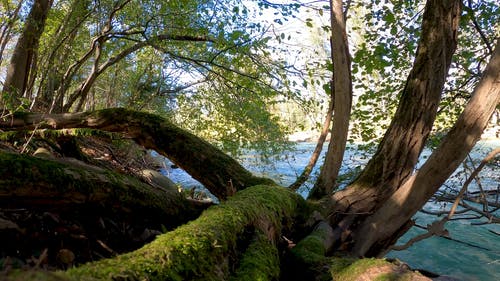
[1,0,52,109]
[309,0,353,199]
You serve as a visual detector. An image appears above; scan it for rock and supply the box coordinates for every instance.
[0,217,20,230]
[140,169,177,191]
[33,147,54,159]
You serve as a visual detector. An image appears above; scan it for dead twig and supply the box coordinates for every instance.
[390,148,500,252]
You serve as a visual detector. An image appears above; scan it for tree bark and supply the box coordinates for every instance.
[1,0,52,108]
[0,108,274,199]
[352,39,500,257]
[329,0,461,214]
[0,150,206,227]
[288,98,333,191]
[309,0,352,199]
[300,0,464,258]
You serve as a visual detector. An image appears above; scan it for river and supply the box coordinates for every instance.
[157,140,500,280]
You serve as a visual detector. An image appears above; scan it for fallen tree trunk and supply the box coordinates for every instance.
[7,185,308,281]
[0,108,274,199]
[0,151,206,228]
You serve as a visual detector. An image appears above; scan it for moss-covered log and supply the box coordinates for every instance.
[6,185,307,281]
[329,258,431,281]
[282,221,334,280]
[0,108,274,199]
[229,231,280,281]
[0,151,205,227]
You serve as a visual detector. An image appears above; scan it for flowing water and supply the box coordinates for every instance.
[158,140,500,280]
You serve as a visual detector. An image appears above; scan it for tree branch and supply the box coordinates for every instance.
[0,108,275,199]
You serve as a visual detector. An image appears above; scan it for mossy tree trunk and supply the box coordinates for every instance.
[7,185,309,281]
[0,151,206,229]
[0,108,274,200]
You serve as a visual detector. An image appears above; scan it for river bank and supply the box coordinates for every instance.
[287,125,500,143]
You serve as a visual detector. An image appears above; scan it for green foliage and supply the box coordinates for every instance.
[2,0,498,157]
[174,75,292,157]
[11,0,307,157]
[347,0,498,142]
[434,0,499,134]
[348,1,422,143]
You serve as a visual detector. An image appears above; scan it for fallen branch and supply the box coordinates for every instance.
[447,148,500,220]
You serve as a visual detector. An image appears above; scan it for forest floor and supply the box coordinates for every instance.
[0,135,164,272]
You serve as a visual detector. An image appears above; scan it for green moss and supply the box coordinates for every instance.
[0,128,114,147]
[64,185,304,281]
[230,231,279,281]
[0,151,188,225]
[4,270,70,281]
[374,272,401,281]
[291,228,329,265]
[0,131,21,141]
[11,110,31,119]
[0,151,72,192]
[330,258,394,281]
[69,128,113,138]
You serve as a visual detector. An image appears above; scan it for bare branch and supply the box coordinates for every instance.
[466,0,493,54]
[447,148,500,219]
